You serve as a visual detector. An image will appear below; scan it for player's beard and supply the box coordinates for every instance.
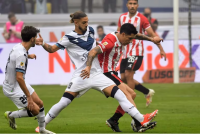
[79,26,87,34]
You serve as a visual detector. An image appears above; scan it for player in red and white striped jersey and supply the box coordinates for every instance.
[81,23,163,132]
[118,0,166,108]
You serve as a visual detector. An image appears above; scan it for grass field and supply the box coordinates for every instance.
[0,83,200,133]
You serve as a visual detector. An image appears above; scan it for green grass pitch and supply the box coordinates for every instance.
[0,83,200,133]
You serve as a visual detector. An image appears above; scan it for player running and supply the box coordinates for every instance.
[2,26,55,134]
[119,0,167,107]
[81,23,163,132]
[35,11,158,133]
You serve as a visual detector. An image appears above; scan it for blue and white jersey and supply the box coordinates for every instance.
[3,43,28,90]
[56,26,102,78]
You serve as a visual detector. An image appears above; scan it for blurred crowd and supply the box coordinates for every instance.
[0,0,125,14]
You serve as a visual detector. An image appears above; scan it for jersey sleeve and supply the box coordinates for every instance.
[56,36,70,50]
[118,17,121,28]
[16,55,27,74]
[142,16,151,30]
[98,35,115,53]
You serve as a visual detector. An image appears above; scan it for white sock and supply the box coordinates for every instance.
[9,109,32,118]
[37,107,45,132]
[114,89,144,122]
[45,97,72,125]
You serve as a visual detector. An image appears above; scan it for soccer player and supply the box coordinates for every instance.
[2,26,55,134]
[119,0,167,107]
[35,11,158,133]
[81,23,163,132]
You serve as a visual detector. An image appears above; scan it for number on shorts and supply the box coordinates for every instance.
[19,95,27,104]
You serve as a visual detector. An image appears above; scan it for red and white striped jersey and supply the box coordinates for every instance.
[98,32,123,73]
[118,11,151,57]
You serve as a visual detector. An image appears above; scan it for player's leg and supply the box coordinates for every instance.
[94,74,158,131]
[45,77,89,126]
[31,91,55,133]
[102,85,158,127]
[108,84,137,123]
[45,91,78,126]
[103,72,137,132]
[3,85,40,130]
[124,56,154,106]
[134,79,155,107]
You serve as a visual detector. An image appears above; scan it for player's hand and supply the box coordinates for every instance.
[152,36,163,44]
[80,66,91,79]
[28,54,36,60]
[160,50,167,61]
[36,33,44,46]
[27,97,34,111]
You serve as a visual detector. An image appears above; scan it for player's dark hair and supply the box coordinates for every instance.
[97,25,104,30]
[8,12,15,19]
[21,26,40,42]
[120,23,138,35]
[70,11,87,23]
[127,0,138,2]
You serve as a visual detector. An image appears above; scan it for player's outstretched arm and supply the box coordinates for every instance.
[16,72,34,111]
[135,33,163,44]
[146,27,167,60]
[80,46,102,79]
[36,33,60,53]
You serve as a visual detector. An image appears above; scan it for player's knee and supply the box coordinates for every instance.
[130,92,136,100]
[28,106,40,116]
[37,100,43,108]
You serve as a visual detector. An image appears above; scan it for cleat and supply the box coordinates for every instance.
[35,126,39,133]
[39,129,56,134]
[140,110,158,127]
[137,121,157,132]
[4,111,17,130]
[106,119,122,132]
[145,89,155,107]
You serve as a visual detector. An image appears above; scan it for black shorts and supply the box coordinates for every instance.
[120,56,143,74]
[103,71,122,86]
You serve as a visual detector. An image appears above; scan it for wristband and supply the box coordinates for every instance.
[42,41,45,46]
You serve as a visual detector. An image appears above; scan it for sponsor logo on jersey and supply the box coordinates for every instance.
[103,42,108,46]
[20,62,24,66]
[73,39,78,42]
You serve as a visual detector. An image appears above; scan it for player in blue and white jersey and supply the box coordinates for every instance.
[2,26,55,134]
[35,11,158,132]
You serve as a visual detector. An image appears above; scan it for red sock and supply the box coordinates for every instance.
[115,105,125,115]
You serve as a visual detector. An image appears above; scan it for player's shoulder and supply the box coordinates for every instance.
[103,32,117,43]
[88,26,95,35]
[137,12,148,20]
[119,12,128,18]
[12,43,27,57]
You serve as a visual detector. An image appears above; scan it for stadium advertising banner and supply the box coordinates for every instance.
[0,40,200,85]
[0,25,200,43]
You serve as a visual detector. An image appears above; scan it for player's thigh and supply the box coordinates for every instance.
[65,77,90,98]
[91,73,116,97]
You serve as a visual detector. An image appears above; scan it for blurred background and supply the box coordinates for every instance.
[0,0,200,85]
[0,1,200,133]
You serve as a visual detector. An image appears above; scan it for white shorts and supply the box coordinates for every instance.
[3,83,35,109]
[65,72,115,98]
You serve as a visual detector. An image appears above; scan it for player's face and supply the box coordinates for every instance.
[78,17,88,33]
[127,0,138,15]
[30,35,37,47]
[121,33,135,45]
